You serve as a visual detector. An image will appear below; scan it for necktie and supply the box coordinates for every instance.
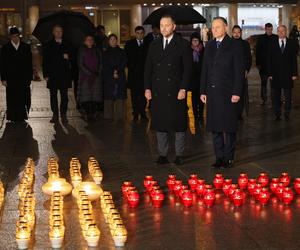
[165,39,168,50]
[138,40,142,47]
[281,40,285,53]
[216,41,221,49]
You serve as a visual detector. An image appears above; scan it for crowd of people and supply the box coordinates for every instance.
[0,15,298,168]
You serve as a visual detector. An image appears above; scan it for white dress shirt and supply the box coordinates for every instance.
[163,34,174,49]
[279,38,287,48]
[11,41,20,50]
[137,39,143,46]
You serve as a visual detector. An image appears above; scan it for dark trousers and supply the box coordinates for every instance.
[212,132,236,161]
[50,88,68,116]
[192,90,204,119]
[131,88,147,117]
[238,79,248,117]
[271,88,292,117]
[259,72,270,102]
[156,131,185,157]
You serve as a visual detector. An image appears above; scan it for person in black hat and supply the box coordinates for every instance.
[0,27,33,122]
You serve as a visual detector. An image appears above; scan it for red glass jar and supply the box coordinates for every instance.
[196,179,206,196]
[173,180,183,196]
[294,178,300,194]
[181,190,193,207]
[203,184,213,197]
[238,173,248,190]
[144,176,154,189]
[203,188,216,207]
[188,174,198,191]
[213,174,224,189]
[121,181,133,197]
[258,188,271,205]
[258,173,269,187]
[127,190,140,208]
[179,185,189,198]
[152,190,165,208]
[166,175,176,191]
[247,179,257,196]
[150,186,161,199]
[270,178,280,193]
[222,179,232,196]
[228,184,238,201]
[282,187,294,205]
[280,173,291,187]
[253,183,262,200]
[276,183,285,200]
[232,189,244,207]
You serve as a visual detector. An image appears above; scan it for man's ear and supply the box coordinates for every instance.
[173,24,176,31]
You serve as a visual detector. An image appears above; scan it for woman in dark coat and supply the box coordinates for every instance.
[190,32,204,121]
[77,35,103,121]
[0,27,33,122]
[102,34,127,121]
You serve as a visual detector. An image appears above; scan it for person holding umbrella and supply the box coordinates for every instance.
[144,14,192,165]
[0,27,33,123]
[42,25,72,123]
[200,17,244,168]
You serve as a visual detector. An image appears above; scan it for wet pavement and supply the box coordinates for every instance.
[0,66,300,250]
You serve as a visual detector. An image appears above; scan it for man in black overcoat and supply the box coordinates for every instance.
[255,23,278,105]
[125,26,148,122]
[43,25,72,123]
[232,25,252,120]
[200,17,244,168]
[268,25,298,121]
[0,27,33,122]
[144,15,192,166]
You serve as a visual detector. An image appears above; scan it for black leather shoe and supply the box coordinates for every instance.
[211,158,224,168]
[156,156,169,165]
[224,160,234,168]
[174,156,184,166]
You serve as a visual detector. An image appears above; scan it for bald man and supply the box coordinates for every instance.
[200,17,244,168]
[268,25,298,121]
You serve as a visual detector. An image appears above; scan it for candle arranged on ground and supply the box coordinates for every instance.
[0,180,5,210]
[238,173,248,190]
[72,182,103,201]
[280,172,291,187]
[49,191,65,248]
[258,173,269,187]
[16,158,36,250]
[213,174,224,190]
[70,157,82,187]
[294,178,300,194]
[88,157,103,185]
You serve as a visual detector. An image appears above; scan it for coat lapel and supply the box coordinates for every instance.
[156,34,179,62]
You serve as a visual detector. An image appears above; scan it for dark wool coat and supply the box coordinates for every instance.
[144,33,192,132]
[200,35,245,133]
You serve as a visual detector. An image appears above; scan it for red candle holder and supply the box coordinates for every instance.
[258,188,271,205]
[213,174,224,189]
[179,185,189,198]
[181,190,193,207]
[203,188,216,207]
[196,179,206,197]
[253,183,262,200]
[188,174,198,191]
[270,178,280,193]
[294,178,300,194]
[276,183,285,200]
[144,176,154,189]
[232,188,244,207]
[166,175,176,191]
[122,181,133,197]
[280,173,291,187]
[258,173,269,187]
[238,173,248,190]
[247,179,257,196]
[222,179,232,197]
[228,184,238,201]
[173,180,183,196]
[127,190,140,208]
[203,184,213,197]
[150,186,161,199]
[152,190,165,208]
[282,187,294,205]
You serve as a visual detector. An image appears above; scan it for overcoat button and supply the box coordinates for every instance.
[156,78,160,80]
[168,78,171,81]
[157,63,160,66]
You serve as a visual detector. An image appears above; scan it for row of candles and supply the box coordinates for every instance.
[16,158,36,250]
[0,180,4,210]
[100,190,128,246]
[88,157,103,185]
[122,172,300,208]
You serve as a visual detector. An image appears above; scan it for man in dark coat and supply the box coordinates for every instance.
[200,17,244,168]
[255,23,278,105]
[125,26,148,122]
[0,27,33,122]
[232,25,252,120]
[144,15,192,166]
[43,25,72,123]
[268,25,298,121]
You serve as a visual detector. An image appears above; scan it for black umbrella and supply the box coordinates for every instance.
[143,6,206,25]
[32,10,95,47]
